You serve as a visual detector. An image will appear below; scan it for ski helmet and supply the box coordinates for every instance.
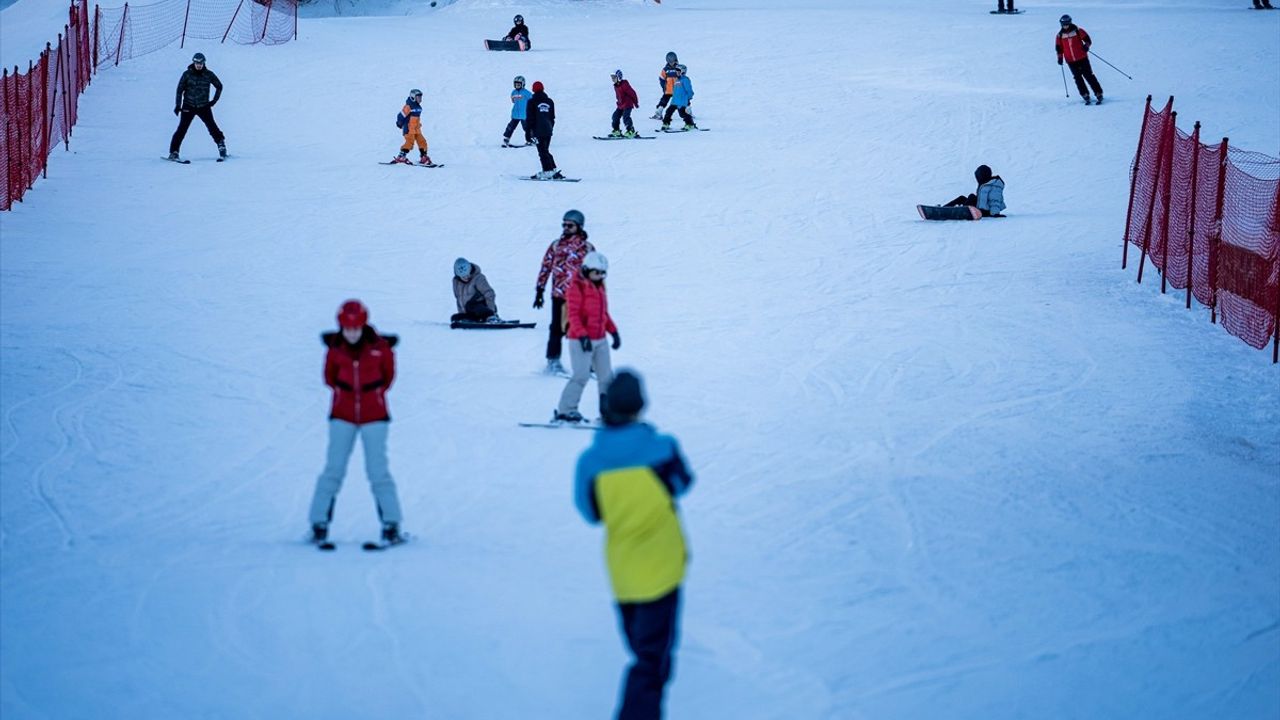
[676,64,687,74]
[409,88,422,99]
[1059,14,1072,24]
[563,209,585,227]
[513,14,523,24]
[453,257,473,279]
[337,299,368,329]
[192,52,206,64]
[665,51,678,64]
[582,251,608,273]
[513,75,525,87]
[612,69,624,82]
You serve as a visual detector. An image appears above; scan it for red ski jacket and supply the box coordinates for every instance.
[322,327,397,424]
[536,232,595,299]
[1055,25,1092,63]
[614,80,639,110]
[565,274,617,340]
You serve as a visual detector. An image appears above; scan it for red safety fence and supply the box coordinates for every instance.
[1123,95,1280,363]
[1,0,295,211]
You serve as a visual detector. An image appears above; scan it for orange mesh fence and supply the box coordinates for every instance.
[1123,95,1280,362]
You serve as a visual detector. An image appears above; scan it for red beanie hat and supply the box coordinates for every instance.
[532,81,544,93]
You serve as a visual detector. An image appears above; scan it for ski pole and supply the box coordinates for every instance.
[1060,63,1070,97]
[1090,51,1133,80]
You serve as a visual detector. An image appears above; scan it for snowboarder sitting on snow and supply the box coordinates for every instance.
[503,14,531,48]
[535,210,595,375]
[609,69,640,138]
[168,52,226,161]
[393,88,432,165]
[557,251,619,424]
[574,369,694,719]
[451,257,498,323]
[309,300,406,547]
[651,51,680,120]
[943,165,1006,217]
[503,75,533,147]
[1056,14,1103,105]
[661,65,696,131]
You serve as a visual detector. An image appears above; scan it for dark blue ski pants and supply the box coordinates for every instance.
[614,587,681,720]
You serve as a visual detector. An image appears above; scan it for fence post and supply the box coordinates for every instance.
[42,43,53,178]
[261,0,273,42]
[1271,180,1280,363]
[1138,106,1174,285]
[1122,94,1153,270]
[1184,121,1201,309]
[23,60,35,191]
[1159,111,1178,294]
[2,68,10,208]
[93,4,100,74]
[294,0,298,40]
[223,0,246,44]
[181,0,192,48]
[60,31,72,146]
[115,3,128,67]
[1210,138,1228,325]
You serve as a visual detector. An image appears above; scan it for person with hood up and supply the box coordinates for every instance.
[535,209,595,375]
[660,65,696,131]
[608,69,640,138]
[1056,14,1104,105]
[168,52,226,161]
[526,81,564,179]
[392,88,433,165]
[556,251,619,424]
[944,165,1007,217]
[451,257,498,322]
[574,369,694,719]
[308,300,406,548]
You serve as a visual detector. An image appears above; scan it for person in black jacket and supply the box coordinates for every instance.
[526,81,563,180]
[503,14,531,48]
[168,52,226,160]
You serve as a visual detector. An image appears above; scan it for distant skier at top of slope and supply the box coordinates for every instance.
[651,51,681,120]
[660,65,696,131]
[995,0,1017,13]
[503,75,533,147]
[607,69,640,138]
[556,251,620,424]
[526,81,566,179]
[451,258,499,323]
[504,14,531,48]
[168,52,226,161]
[392,88,433,165]
[1253,0,1275,9]
[1056,14,1104,105]
[944,165,1007,217]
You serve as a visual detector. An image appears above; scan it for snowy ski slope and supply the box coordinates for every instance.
[1,0,1278,718]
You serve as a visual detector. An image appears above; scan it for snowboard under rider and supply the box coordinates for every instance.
[535,210,595,375]
[526,81,564,180]
[503,14,531,48]
[393,88,433,165]
[168,52,226,161]
[943,165,1007,218]
[452,258,499,323]
[1056,15,1104,105]
[651,51,680,120]
[503,75,534,147]
[609,69,640,138]
[574,369,694,719]
[557,251,619,424]
[309,300,406,546]
[661,65,696,131]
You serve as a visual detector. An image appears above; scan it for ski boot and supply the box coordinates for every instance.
[502,137,512,147]
[545,358,567,375]
[418,153,433,165]
[608,129,624,138]
[650,109,663,120]
[1083,95,1093,105]
[623,129,638,138]
[391,152,410,164]
[310,523,329,543]
[683,122,698,131]
[555,410,586,424]
[217,142,227,159]
[1094,95,1103,105]
[166,151,180,161]
[381,522,406,545]
[550,169,565,180]
[661,123,671,131]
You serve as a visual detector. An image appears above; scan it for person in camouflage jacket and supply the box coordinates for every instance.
[534,209,595,373]
[168,52,226,160]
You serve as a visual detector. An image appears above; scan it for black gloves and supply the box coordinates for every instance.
[533,289,544,309]
[1057,57,1064,66]
[173,107,181,116]
[580,337,592,352]
[610,331,621,350]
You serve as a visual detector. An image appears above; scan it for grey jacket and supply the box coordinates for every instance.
[977,178,1006,215]
[453,265,497,314]
[175,65,223,110]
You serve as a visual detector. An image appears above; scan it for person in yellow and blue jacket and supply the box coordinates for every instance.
[392,88,432,165]
[574,369,694,720]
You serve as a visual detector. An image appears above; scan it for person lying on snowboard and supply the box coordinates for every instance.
[504,14,531,47]
[943,165,1006,217]
[452,257,499,322]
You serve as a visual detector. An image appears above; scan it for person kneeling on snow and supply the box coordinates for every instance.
[451,257,498,322]
[944,165,1006,217]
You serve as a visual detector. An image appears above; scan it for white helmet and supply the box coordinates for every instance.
[582,251,608,273]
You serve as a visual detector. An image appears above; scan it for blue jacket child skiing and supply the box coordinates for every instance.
[661,65,696,131]
[503,75,533,147]
[574,369,694,719]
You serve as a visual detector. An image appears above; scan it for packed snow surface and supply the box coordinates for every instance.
[2,0,1278,718]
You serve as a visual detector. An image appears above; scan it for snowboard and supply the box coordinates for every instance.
[518,421,597,431]
[592,135,656,141]
[379,161,444,168]
[484,39,529,51]
[990,9,1025,13]
[162,156,192,164]
[450,319,536,329]
[503,143,531,148]
[917,204,982,221]
[520,175,582,182]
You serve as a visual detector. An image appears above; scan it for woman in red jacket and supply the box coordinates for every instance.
[556,252,621,423]
[308,300,405,546]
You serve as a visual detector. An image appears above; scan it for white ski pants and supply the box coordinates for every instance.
[308,420,402,526]
[558,338,614,415]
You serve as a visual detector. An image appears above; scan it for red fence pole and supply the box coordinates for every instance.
[23,60,35,191]
[60,31,72,147]
[1185,121,1201,309]
[114,3,128,67]
[3,68,11,208]
[1138,108,1174,285]
[181,0,191,49]
[1210,138,1229,325]
[93,4,100,73]
[1271,179,1280,363]
[223,0,246,44]
[1159,111,1178,295]
[261,0,273,42]
[1122,94,1153,270]
[42,43,53,178]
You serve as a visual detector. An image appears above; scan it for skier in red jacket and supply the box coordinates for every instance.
[1056,14,1103,105]
[608,69,640,138]
[556,252,620,424]
[307,300,405,547]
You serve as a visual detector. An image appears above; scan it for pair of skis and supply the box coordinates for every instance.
[379,161,445,168]
[163,155,227,164]
[314,535,409,552]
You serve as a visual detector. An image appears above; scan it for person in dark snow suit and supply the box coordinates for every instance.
[609,70,640,138]
[526,81,563,179]
[503,14,531,48]
[168,52,225,160]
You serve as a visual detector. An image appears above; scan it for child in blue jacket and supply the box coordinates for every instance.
[503,75,533,148]
[575,369,694,720]
[661,65,696,131]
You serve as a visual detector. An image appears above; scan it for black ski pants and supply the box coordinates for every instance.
[614,587,680,720]
[504,118,531,143]
[1067,58,1103,99]
[546,296,565,359]
[655,93,672,110]
[997,0,1015,10]
[663,105,693,126]
[945,193,977,208]
[611,108,635,132]
[170,106,224,154]
[535,133,556,171]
